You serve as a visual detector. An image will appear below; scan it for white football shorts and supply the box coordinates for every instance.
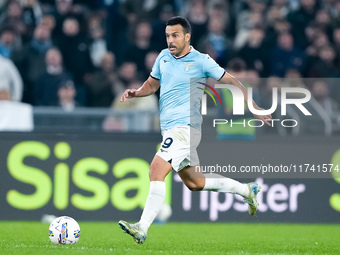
[156,125,201,172]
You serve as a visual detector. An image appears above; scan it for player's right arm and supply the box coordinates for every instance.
[120,76,160,102]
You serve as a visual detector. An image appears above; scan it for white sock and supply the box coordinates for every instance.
[139,181,165,233]
[203,174,249,197]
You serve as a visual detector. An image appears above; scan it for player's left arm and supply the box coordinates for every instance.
[219,72,272,126]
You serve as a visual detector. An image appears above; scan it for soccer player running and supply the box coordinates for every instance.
[119,16,272,244]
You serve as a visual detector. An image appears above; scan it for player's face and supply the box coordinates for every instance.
[165,24,190,57]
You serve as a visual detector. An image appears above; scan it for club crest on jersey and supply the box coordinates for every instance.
[184,62,194,72]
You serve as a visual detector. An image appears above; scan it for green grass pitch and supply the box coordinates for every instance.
[0,221,339,255]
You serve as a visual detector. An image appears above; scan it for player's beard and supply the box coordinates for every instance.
[170,43,186,57]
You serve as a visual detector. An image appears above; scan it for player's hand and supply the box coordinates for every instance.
[120,89,137,102]
[253,109,272,126]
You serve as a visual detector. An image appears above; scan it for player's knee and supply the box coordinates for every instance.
[149,168,165,181]
[185,182,204,191]
[149,171,159,181]
[149,157,172,181]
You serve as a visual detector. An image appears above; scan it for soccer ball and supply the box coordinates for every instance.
[48,216,81,245]
[155,204,172,224]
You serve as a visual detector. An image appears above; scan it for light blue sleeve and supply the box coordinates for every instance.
[150,51,163,80]
[203,54,226,81]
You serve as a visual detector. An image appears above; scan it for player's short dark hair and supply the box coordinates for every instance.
[166,16,191,34]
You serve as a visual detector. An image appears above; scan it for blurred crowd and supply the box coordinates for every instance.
[0,0,339,122]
